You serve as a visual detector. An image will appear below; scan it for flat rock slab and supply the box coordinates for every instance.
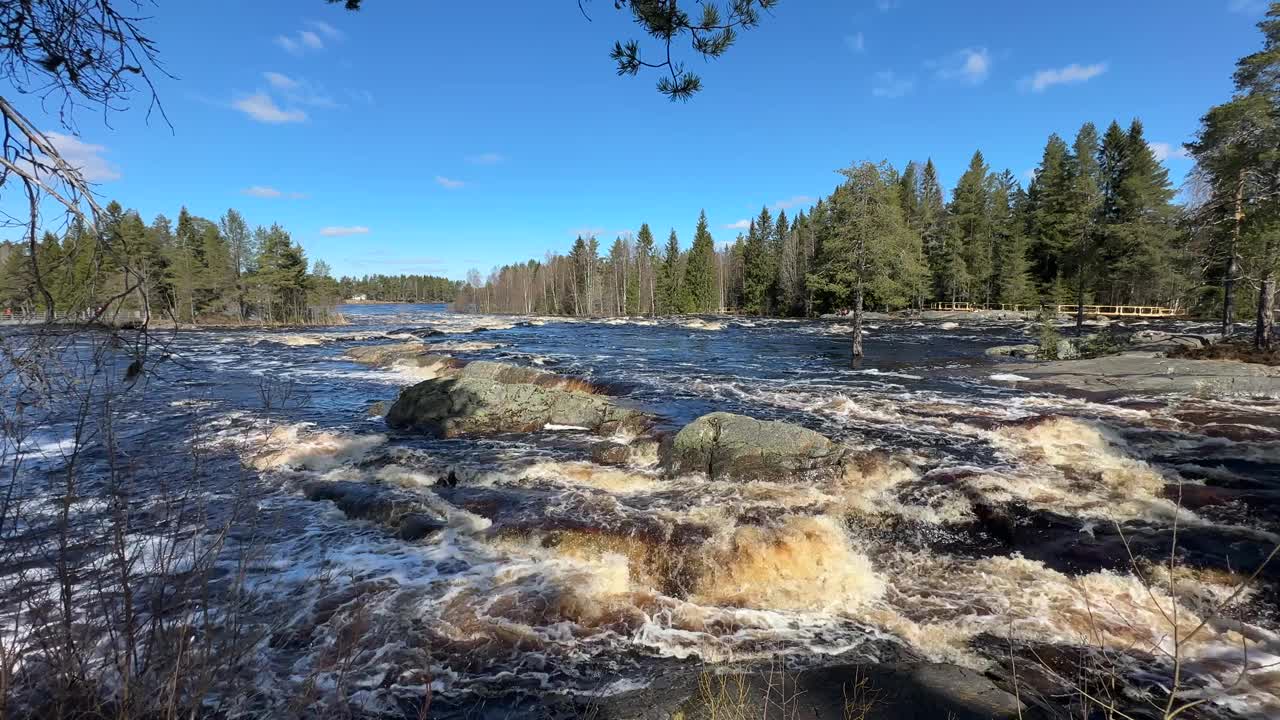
[998,353,1280,398]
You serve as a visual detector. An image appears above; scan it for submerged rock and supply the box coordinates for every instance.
[386,375,648,437]
[666,412,845,481]
[302,480,445,541]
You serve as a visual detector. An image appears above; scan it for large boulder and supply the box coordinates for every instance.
[386,376,647,437]
[666,412,845,481]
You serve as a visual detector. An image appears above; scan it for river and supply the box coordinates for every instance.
[6,303,1280,718]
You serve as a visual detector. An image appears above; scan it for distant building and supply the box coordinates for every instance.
[349,294,367,302]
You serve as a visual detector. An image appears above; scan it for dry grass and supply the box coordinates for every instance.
[1167,340,1280,366]
[532,375,604,395]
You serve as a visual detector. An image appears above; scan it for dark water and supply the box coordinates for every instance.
[5,304,1280,718]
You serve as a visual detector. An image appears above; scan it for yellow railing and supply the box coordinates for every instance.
[1053,304,1181,317]
[928,303,1183,317]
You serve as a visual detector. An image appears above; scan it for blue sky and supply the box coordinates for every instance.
[4,0,1273,279]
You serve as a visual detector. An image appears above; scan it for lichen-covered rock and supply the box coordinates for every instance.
[666,412,845,481]
[386,376,647,437]
[984,344,1039,358]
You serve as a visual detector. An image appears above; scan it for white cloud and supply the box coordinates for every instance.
[299,30,323,50]
[466,152,505,165]
[242,185,307,199]
[845,32,865,53]
[264,72,299,91]
[936,48,991,85]
[1149,141,1189,162]
[875,0,899,11]
[277,21,342,55]
[435,175,466,189]
[872,70,914,98]
[306,20,343,39]
[276,35,302,55]
[233,92,307,123]
[1025,62,1108,92]
[44,132,120,182]
[772,195,816,211]
[320,226,370,237]
[723,219,752,231]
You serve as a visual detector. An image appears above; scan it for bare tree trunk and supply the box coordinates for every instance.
[1224,175,1245,337]
[1075,225,1088,331]
[1257,273,1275,351]
[1257,222,1276,351]
[851,279,864,361]
[23,180,57,323]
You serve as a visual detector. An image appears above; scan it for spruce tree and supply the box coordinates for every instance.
[947,150,992,303]
[772,209,789,311]
[919,159,948,302]
[742,218,769,314]
[657,230,682,315]
[636,223,656,315]
[1027,134,1078,298]
[1069,122,1102,327]
[682,210,717,312]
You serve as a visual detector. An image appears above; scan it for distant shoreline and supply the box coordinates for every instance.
[340,299,452,306]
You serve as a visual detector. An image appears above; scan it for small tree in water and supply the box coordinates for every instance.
[808,161,922,363]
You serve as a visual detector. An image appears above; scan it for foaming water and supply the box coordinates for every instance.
[6,303,1279,717]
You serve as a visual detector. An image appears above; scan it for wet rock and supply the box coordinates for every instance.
[302,480,444,540]
[591,441,633,466]
[966,502,1280,582]
[344,342,457,369]
[1167,483,1280,524]
[398,512,448,541]
[984,344,1039,359]
[366,400,387,417]
[666,412,846,481]
[386,376,649,437]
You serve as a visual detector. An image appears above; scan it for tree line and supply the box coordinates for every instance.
[454,119,1187,319]
[336,274,462,303]
[0,203,342,324]
[454,7,1280,353]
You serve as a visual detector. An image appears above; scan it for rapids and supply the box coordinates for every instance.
[4,303,1280,718]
